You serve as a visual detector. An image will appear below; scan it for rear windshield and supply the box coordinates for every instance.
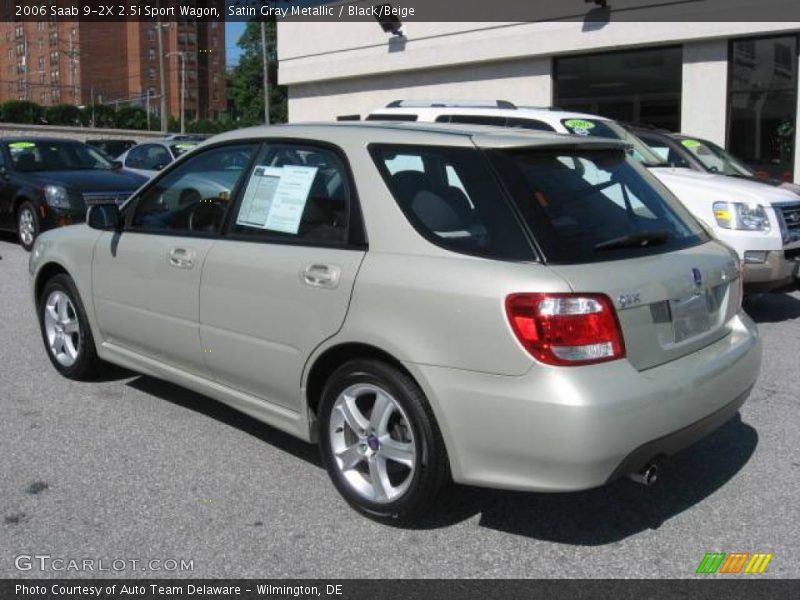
[370,144,534,260]
[170,143,196,157]
[487,148,709,263]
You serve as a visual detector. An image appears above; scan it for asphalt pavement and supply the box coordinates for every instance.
[1,235,798,579]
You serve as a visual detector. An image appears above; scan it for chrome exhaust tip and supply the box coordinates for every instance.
[627,463,658,487]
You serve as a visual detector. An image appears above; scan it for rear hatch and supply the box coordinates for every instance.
[549,242,741,370]
[484,141,742,371]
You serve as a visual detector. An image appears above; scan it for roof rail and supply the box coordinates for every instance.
[386,99,517,109]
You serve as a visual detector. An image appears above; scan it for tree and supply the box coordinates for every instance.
[1,100,44,124]
[45,104,81,126]
[228,20,287,124]
[114,106,148,130]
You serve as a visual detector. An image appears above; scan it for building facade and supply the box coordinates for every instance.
[0,19,226,121]
[279,21,800,182]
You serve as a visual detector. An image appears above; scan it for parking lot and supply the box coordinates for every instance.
[0,234,798,579]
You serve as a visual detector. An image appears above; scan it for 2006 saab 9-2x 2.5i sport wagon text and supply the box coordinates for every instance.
[29,122,761,521]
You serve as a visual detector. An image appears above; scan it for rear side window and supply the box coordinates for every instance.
[436,114,555,132]
[436,114,507,127]
[487,148,709,264]
[366,113,418,121]
[370,144,533,260]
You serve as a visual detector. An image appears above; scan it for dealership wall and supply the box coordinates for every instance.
[287,58,552,122]
[279,20,800,181]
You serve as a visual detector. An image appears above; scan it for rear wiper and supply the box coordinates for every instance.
[594,230,671,251]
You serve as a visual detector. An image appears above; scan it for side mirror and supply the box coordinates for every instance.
[111,160,123,170]
[87,203,121,231]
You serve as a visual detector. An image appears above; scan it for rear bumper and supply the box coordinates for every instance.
[406,313,761,492]
[606,386,749,482]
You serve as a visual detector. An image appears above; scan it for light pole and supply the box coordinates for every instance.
[156,2,168,133]
[166,51,187,134]
[261,21,269,125]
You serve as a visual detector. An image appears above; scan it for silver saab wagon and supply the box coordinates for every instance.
[29,122,761,521]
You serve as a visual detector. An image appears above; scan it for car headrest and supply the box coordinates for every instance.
[411,190,464,232]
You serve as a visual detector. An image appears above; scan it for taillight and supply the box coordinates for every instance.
[505,293,625,366]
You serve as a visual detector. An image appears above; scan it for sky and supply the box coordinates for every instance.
[225,22,247,67]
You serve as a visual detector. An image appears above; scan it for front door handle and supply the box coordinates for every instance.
[168,247,196,269]
[301,263,341,289]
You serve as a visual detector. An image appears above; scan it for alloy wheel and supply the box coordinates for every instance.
[43,290,81,367]
[328,383,417,503]
[18,208,35,246]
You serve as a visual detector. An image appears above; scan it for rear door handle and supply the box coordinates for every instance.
[168,247,196,269]
[301,263,341,289]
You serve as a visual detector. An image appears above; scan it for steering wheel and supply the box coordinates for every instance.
[187,198,227,232]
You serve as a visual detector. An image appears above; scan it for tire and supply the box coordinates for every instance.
[319,359,450,522]
[17,201,39,251]
[38,273,105,380]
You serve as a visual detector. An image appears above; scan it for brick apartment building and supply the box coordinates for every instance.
[0,19,226,121]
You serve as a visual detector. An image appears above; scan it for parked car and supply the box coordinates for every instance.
[0,138,147,250]
[30,122,760,521]
[369,101,800,292]
[85,138,137,161]
[628,127,800,196]
[117,139,199,178]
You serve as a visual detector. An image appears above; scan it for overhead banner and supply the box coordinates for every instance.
[4,0,800,22]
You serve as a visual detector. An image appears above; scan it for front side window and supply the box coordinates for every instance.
[229,144,351,244]
[488,148,708,264]
[370,144,533,260]
[128,144,258,235]
[678,137,754,177]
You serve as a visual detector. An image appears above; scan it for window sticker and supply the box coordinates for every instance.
[8,141,35,149]
[681,139,702,149]
[236,164,318,234]
[564,119,595,135]
[237,165,283,228]
[264,165,318,234]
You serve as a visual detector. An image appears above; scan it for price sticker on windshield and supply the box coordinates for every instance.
[564,119,596,136]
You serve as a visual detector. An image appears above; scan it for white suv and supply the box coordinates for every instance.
[368,101,800,291]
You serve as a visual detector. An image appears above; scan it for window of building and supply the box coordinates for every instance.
[147,66,156,80]
[147,27,156,42]
[148,47,156,61]
[554,46,683,131]
[49,31,57,46]
[40,91,47,104]
[728,35,798,182]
